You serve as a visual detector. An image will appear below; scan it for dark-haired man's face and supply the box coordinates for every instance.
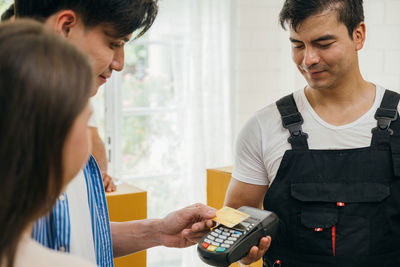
[289,10,363,91]
[67,22,131,94]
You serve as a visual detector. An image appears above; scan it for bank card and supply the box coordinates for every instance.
[212,206,250,228]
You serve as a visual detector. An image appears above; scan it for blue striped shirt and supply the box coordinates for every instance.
[32,155,114,267]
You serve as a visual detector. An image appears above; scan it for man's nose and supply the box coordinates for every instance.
[302,46,320,69]
[110,49,125,72]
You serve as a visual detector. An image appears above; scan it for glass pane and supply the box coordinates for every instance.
[121,113,181,176]
[90,85,105,140]
[0,0,13,16]
[122,43,176,108]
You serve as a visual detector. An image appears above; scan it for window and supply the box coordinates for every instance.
[91,1,234,266]
[94,36,186,200]
[118,42,181,179]
[92,15,190,267]
[0,0,12,17]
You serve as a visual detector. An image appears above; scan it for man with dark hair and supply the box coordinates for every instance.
[1,3,118,193]
[13,1,216,266]
[225,0,400,266]
[279,0,365,39]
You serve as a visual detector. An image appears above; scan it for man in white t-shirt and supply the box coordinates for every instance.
[225,0,400,266]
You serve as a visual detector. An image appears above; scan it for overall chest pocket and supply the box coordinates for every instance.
[290,182,391,257]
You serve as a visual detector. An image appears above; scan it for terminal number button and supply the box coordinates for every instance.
[202,242,210,249]
[216,247,226,252]
[207,245,218,252]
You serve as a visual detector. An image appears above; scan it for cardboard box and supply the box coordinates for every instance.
[106,183,147,267]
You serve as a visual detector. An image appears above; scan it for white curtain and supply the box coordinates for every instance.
[146,0,233,266]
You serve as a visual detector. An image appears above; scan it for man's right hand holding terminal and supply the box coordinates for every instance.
[239,236,271,265]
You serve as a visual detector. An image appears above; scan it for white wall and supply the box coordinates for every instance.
[361,0,400,90]
[232,0,400,136]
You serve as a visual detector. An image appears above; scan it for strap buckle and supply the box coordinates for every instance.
[282,112,309,143]
[372,108,398,135]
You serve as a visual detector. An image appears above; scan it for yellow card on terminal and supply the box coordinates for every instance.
[212,206,250,228]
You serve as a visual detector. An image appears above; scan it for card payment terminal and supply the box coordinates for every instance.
[197,206,279,266]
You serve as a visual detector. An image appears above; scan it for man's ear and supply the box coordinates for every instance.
[353,22,366,51]
[47,10,79,39]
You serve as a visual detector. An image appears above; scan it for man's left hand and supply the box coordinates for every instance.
[102,171,117,192]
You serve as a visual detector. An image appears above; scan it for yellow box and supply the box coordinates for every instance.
[207,166,233,209]
[207,167,262,267]
[106,183,147,267]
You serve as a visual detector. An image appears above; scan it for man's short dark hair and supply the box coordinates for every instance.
[15,0,158,38]
[279,0,364,39]
[1,3,15,21]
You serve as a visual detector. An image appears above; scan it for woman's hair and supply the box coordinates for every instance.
[0,20,93,267]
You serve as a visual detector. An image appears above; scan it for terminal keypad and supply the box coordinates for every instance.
[201,221,256,253]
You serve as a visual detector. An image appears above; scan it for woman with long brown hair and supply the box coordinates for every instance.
[0,20,96,267]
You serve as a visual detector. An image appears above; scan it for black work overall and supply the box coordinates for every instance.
[263,90,400,267]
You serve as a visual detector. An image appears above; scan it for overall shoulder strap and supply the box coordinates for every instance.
[276,93,309,150]
[371,89,400,176]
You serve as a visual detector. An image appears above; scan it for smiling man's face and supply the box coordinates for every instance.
[289,9,362,91]
[67,22,131,95]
